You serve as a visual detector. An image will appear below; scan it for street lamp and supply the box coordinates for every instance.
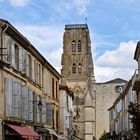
[33,95,43,124]
[37,100,43,112]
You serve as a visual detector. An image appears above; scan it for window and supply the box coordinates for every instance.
[52,108,55,129]
[15,44,19,69]
[56,81,58,100]
[46,103,53,123]
[72,63,76,74]
[56,110,59,130]
[38,63,41,84]
[28,54,32,79]
[34,60,37,82]
[72,40,76,52]
[7,43,12,63]
[52,78,54,98]
[78,40,82,52]
[78,63,82,74]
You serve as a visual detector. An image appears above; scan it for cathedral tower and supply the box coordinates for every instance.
[61,24,95,140]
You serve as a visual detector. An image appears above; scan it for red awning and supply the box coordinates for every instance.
[7,124,40,139]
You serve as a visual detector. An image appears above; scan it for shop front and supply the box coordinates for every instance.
[4,124,40,140]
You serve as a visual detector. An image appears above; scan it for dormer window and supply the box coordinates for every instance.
[72,63,76,74]
[72,40,76,52]
[78,40,82,52]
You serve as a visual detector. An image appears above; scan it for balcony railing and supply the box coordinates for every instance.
[132,69,140,91]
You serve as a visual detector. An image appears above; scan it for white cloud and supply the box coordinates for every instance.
[45,47,63,73]
[73,0,91,16]
[15,24,137,82]
[16,24,63,51]
[94,40,137,82]
[9,0,29,7]
[15,24,63,73]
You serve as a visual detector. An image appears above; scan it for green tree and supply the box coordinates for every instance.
[99,131,110,140]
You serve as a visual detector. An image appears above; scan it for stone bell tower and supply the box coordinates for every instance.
[61,24,95,140]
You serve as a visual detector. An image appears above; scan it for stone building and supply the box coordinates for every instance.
[0,19,62,140]
[108,80,137,140]
[93,79,127,140]
[61,24,127,140]
[59,85,74,139]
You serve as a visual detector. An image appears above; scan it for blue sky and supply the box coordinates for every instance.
[0,0,139,82]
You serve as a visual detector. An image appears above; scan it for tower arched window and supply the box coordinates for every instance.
[78,63,82,74]
[78,40,82,52]
[72,40,76,52]
[72,63,76,74]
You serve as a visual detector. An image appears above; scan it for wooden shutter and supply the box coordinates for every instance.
[28,88,33,121]
[33,92,37,123]
[22,49,26,73]
[21,85,28,120]
[42,96,46,124]
[43,69,46,94]
[5,78,13,117]
[19,47,23,72]
[11,42,15,67]
[12,80,19,117]
[32,58,34,81]
[26,53,29,76]
[17,82,22,118]
[37,95,40,123]
[47,103,53,123]
[6,39,12,64]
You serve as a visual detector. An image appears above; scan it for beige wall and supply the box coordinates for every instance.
[93,83,120,140]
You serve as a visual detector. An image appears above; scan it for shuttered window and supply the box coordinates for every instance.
[28,88,33,121]
[52,78,54,98]
[43,69,47,94]
[46,103,53,123]
[22,49,26,73]
[28,54,32,79]
[11,43,15,67]
[15,44,19,69]
[7,42,12,64]
[37,95,41,123]
[5,78,13,117]
[19,47,23,72]
[56,81,58,100]
[12,81,21,117]
[33,92,37,123]
[56,110,59,130]
[42,96,47,124]
[21,85,28,120]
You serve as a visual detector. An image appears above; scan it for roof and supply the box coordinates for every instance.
[134,41,140,61]
[65,24,88,29]
[103,78,127,84]
[0,18,61,79]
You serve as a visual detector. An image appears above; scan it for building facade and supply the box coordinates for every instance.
[61,24,127,140]
[108,80,137,140]
[93,79,127,140]
[131,41,140,139]
[59,85,74,139]
[61,24,95,140]
[0,19,61,140]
